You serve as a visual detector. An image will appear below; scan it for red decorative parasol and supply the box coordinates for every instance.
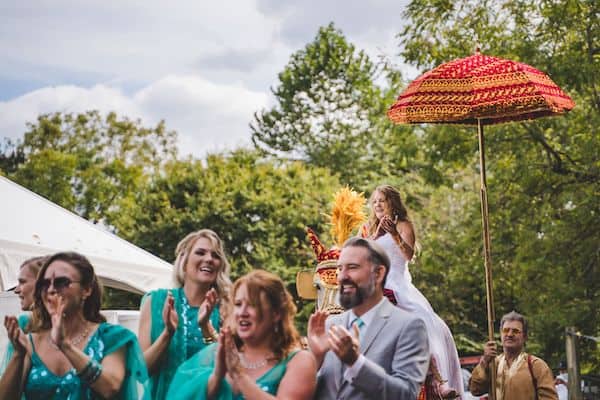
[388,51,575,125]
[388,51,575,400]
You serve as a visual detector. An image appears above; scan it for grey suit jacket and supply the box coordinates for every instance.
[315,298,429,400]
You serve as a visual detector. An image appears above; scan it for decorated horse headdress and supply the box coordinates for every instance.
[297,187,366,314]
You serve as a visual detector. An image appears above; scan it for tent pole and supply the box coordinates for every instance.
[478,118,496,400]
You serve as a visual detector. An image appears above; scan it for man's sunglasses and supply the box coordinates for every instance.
[501,327,522,335]
[38,277,81,292]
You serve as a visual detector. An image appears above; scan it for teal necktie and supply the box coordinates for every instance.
[350,317,366,348]
[350,317,365,330]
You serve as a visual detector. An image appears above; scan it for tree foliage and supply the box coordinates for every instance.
[111,149,341,327]
[1,111,178,224]
[251,23,422,187]
[114,149,338,277]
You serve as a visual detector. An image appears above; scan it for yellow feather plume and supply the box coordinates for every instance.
[328,187,366,247]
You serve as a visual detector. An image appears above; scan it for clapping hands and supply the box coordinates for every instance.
[47,294,67,349]
[4,316,30,356]
[223,328,241,378]
[328,324,361,366]
[162,292,179,336]
[380,215,398,234]
[307,311,330,359]
[307,311,361,366]
[213,327,242,381]
[198,288,218,328]
[373,215,397,239]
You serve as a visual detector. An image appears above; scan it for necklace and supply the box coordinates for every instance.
[48,324,90,349]
[239,352,273,370]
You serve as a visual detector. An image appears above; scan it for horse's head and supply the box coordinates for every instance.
[313,259,344,314]
[296,227,344,314]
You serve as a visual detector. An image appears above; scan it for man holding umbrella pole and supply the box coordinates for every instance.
[469,311,558,400]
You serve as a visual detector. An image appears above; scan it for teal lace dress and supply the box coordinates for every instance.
[24,322,149,399]
[142,287,221,400]
[166,343,299,399]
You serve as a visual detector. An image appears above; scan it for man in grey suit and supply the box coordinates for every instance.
[307,236,430,399]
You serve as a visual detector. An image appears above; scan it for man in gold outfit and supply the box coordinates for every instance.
[469,311,558,400]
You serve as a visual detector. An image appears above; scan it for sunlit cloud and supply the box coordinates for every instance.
[0,76,268,156]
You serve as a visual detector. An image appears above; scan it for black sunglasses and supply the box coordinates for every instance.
[39,276,81,292]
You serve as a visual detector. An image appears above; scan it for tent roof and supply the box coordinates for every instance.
[0,176,173,294]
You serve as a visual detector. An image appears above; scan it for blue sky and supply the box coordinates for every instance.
[0,0,414,157]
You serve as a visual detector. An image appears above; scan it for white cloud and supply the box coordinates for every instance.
[134,75,269,156]
[0,1,417,157]
[0,85,139,139]
[0,0,284,85]
[0,76,268,157]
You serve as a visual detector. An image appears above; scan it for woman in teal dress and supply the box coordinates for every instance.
[167,270,317,400]
[0,252,149,399]
[138,229,233,400]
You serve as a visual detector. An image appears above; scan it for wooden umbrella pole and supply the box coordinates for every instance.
[477,119,497,400]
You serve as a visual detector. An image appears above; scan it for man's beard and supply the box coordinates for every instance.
[338,274,376,310]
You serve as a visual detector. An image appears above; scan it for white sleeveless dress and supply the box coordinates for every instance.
[376,233,463,395]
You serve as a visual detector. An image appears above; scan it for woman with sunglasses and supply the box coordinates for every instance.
[0,252,149,399]
[138,229,233,400]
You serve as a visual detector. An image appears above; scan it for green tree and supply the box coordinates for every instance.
[0,138,25,174]
[114,149,342,328]
[251,23,419,187]
[2,111,178,224]
[1,111,178,309]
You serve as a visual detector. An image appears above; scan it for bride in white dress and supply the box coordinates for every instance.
[363,185,463,398]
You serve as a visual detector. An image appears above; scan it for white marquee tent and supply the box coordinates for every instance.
[0,175,173,294]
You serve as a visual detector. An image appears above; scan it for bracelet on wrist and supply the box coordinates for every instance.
[203,336,216,344]
[202,332,216,344]
[77,359,103,385]
[202,330,218,344]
